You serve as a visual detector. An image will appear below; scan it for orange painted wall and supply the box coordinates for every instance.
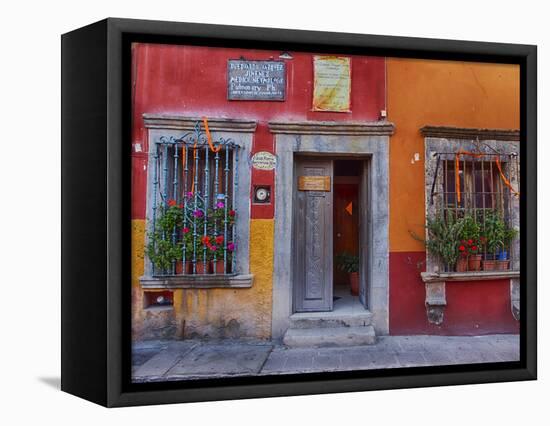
[386,58,520,252]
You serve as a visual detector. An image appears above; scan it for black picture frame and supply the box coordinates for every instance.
[61,18,537,407]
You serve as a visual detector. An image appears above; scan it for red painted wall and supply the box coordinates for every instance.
[389,252,519,335]
[131,43,386,220]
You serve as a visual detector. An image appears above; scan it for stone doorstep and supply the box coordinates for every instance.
[283,325,377,348]
[289,311,373,329]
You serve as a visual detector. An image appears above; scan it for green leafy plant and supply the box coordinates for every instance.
[459,214,481,242]
[147,201,184,271]
[335,252,359,273]
[147,194,238,272]
[413,215,465,271]
[456,214,483,257]
[483,210,518,255]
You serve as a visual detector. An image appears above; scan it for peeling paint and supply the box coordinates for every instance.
[131,218,274,340]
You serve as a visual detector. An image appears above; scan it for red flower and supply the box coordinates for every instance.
[168,199,177,207]
[201,236,210,245]
[229,210,236,217]
[182,227,190,234]
[215,235,224,245]
[467,239,473,245]
[458,245,466,252]
[471,245,478,251]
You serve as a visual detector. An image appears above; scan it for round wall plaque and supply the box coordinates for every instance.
[250,151,277,170]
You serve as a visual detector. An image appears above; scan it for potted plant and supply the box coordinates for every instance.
[497,224,518,270]
[481,211,499,270]
[417,215,465,272]
[180,225,194,274]
[456,243,469,272]
[335,252,360,295]
[205,200,236,274]
[466,239,482,271]
[482,211,516,271]
[185,195,215,274]
[146,200,184,274]
[459,215,482,271]
[181,196,209,274]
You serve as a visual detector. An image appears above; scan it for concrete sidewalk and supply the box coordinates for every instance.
[132,334,519,382]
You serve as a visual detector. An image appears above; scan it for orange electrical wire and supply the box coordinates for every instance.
[202,116,222,153]
[190,137,199,194]
[455,153,461,203]
[495,156,520,197]
[181,144,187,198]
[187,118,222,196]
[454,150,519,203]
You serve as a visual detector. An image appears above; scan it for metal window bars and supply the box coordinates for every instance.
[149,121,240,276]
[429,151,520,272]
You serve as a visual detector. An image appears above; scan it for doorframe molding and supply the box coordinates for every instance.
[269,120,395,136]
[270,123,392,339]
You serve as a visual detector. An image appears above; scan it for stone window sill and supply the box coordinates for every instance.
[421,270,520,283]
[143,305,174,312]
[140,274,254,289]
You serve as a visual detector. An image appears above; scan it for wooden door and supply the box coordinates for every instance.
[293,158,333,312]
[358,160,370,307]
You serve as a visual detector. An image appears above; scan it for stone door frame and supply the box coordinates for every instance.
[269,121,394,339]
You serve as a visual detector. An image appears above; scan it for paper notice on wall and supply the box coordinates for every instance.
[312,56,351,112]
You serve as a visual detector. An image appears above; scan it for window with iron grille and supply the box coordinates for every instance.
[146,122,240,276]
[427,151,520,272]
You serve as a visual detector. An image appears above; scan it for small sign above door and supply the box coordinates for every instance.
[298,176,331,191]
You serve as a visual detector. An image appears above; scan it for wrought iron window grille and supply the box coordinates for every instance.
[147,121,240,277]
[428,151,520,272]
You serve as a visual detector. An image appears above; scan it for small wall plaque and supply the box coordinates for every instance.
[298,175,331,191]
[251,151,277,170]
[228,60,286,100]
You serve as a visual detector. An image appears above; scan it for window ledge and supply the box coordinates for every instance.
[421,270,519,283]
[140,274,254,289]
[143,305,174,312]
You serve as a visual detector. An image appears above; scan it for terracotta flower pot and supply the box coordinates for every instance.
[456,256,468,272]
[211,260,231,274]
[496,260,510,270]
[483,259,497,271]
[349,272,359,296]
[191,261,210,275]
[468,254,482,271]
[175,260,193,275]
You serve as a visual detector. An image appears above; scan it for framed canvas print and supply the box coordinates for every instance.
[61,18,537,407]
